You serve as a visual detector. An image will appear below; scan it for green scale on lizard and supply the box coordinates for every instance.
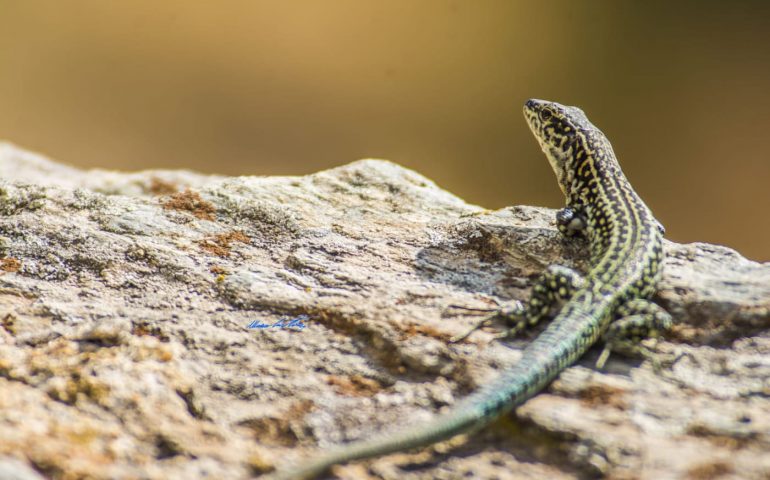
[270,99,673,479]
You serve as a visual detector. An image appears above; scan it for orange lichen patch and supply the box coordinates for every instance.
[161,189,215,220]
[577,384,628,410]
[47,374,111,406]
[147,177,179,195]
[686,460,734,479]
[197,231,250,257]
[209,265,229,275]
[25,337,172,405]
[687,424,755,450]
[326,374,383,397]
[0,257,21,273]
[1,314,15,336]
[25,423,120,480]
[399,322,453,343]
[131,323,170,342]
[238,400,314,447]
[246,453,275,476]
[20,340,111,406]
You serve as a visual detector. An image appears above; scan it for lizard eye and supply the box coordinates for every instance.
[539,109,553,121]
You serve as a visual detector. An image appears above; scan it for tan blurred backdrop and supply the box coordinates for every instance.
[1,1,768,260]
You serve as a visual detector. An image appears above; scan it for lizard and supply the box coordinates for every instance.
[270,99,673,479]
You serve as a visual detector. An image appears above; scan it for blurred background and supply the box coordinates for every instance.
[0,1,768,260]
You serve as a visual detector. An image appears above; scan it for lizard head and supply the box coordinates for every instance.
[523,99,594,196]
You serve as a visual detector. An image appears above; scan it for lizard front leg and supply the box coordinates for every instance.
[452,265,585,342]
[495,264,586,339]
[556,206,587,238]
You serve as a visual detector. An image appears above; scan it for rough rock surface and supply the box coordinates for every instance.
[0,142,768,480]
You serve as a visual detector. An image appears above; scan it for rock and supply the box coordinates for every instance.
[0,141,768,479]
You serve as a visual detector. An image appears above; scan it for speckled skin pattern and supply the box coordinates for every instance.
[271,99,672,480]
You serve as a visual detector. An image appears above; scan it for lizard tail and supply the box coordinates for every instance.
[269,405,483,480]
[269,310,600,479]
